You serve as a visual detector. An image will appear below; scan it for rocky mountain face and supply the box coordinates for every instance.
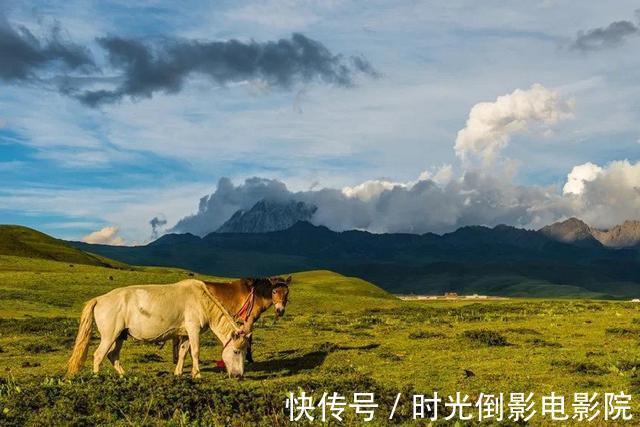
[538,218,601,247]
[591,220,640,248]
[216,199,317,233]
[539,218,640,248]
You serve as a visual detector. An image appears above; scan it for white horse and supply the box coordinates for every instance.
[66,279,251,379]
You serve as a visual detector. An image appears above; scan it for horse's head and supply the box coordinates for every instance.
[222,329,252,379]
[269,275,291,317]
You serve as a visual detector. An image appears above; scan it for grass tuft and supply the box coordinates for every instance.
[462,329,509,347]
[23,343,56,354]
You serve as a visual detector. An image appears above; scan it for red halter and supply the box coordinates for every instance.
[217,335,235,369]
[216,286,254,370]
[234,286,255,322]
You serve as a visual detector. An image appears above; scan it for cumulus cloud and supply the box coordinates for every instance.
[71,33,377,106]
[565,160,640,228]
[170,170,573,236]
[170,157,640,236]
[0,16,94,82]
[171,177,294,236]
[454,84,573,165]
[342,179,405,202]
[571,18,640,52]
[562,162,603,195]
[81,226,125,245]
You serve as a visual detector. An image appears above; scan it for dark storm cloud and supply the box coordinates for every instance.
[76,33,378,106]
[149,215,167,239]
[0,14,377,106]
[571,19,639,51]
[0,16,94,82]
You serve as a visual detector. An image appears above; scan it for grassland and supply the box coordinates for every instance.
[1,255,640,425]
[0,225,126,269]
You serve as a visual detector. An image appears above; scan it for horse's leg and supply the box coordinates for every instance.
[246,334,254,363]
[186,326,201,379]
[107,337,125,375]
[173,336,190,376]
[93,336,116,374]
[93,311,122,374]
[172,337,179,364]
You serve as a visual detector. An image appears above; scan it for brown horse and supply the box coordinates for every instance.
[172,275,291,368]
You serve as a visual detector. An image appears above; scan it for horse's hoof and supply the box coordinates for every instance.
[192,373,202,379]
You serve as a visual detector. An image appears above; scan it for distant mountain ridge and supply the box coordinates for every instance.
[219,200,640,249]
[216,199,317,233]
[539,217,640,248]
[71,219,640,299]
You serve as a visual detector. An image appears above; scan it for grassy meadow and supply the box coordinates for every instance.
[1,254,640,425]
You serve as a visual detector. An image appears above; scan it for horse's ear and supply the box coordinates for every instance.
[286,276,292,285]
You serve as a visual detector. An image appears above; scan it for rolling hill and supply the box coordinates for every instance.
[0,225,127,269]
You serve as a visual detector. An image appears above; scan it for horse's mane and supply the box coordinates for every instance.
[244,277,289,298]
[198,281,241,339]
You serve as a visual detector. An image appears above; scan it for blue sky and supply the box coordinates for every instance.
[1,1,639,243]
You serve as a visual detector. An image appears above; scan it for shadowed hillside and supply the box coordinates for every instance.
[72,221,640,298]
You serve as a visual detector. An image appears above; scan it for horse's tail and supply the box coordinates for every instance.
[66,298,98,377]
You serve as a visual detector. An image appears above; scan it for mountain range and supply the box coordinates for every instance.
[216,199,317,233]
[69,201,640,298]
[540,217,640,248]
[216,199,640,249]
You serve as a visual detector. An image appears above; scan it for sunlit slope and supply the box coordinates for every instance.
[0,225,126,268]
[287,270,399,313]
[0,256,393,317]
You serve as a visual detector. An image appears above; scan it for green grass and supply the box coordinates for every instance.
[1,256,640,425]
[0,225,128,268]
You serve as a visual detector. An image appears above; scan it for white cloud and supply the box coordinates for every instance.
[455,83,574,164]
[171,169,572,236]
[82,226,125,245]
[566,159,640,228]
[225,0,327,30]
[562,162,603,195]
[170,157,640,237]
[342,179,405,201]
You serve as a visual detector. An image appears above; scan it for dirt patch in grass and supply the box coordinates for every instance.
[527,338,562,348]
[503,327,541,335]
[614,359,640,372]
[134,353,164,363]
[20,361,41,368]
[0,317,79,342]
[408,331,446,339]
[378,350,403,361]
[23,343,57,354]
[605,327,640,336]
[551,360,607,376]
[462,329,509,347]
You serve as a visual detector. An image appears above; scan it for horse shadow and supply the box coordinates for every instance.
[201,343,380,379]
